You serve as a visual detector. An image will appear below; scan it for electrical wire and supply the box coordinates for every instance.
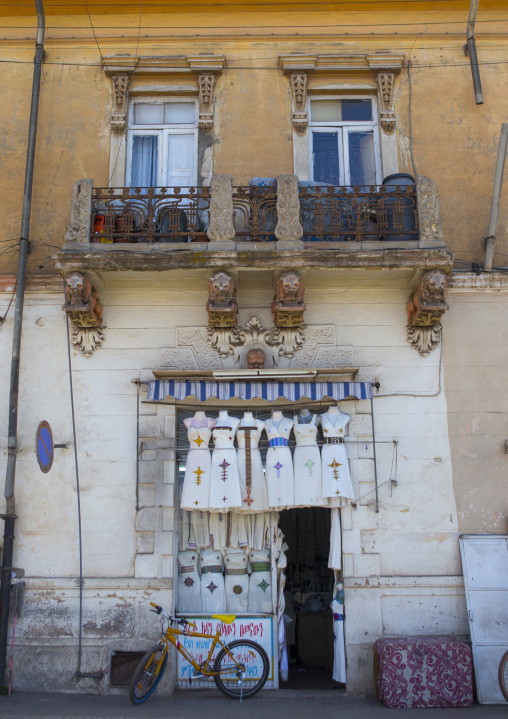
[0,280,17,327]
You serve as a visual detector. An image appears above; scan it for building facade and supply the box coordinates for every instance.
[0,0,507,698]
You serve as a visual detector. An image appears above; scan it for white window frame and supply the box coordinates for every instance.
[306,95,382,185]
[125,98,199,188]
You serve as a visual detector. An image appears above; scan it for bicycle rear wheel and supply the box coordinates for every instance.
[213,639,269,699]
[129,644,168,705]
[499,650,508,702]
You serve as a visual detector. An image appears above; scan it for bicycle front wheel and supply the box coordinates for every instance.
[213,639,269,699]
[499,650,508,702]
[129,644,168,705]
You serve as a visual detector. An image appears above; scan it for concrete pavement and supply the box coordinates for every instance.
[1,691,507,719]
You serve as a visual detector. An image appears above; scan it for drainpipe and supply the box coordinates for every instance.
[0,0,45,687]
[484,123,508,273]
[466,0,483,105]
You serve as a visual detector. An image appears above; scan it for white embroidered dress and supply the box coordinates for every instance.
[293,415,325,507]
[224,550,249,613]
[177,550,202,613]
[181,424,214,511]
[321,411,354,504]
[248,549,272,613]
[200,548,226,613]
[209,417,242,511]
[236,417,269,513]
[265,415,295,510]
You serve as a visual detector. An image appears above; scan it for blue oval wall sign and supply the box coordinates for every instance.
[36,421,54,473]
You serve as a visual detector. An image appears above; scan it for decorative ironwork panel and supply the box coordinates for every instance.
[90,187,210,243]
[232,186,278,242]
[299,184,418,242]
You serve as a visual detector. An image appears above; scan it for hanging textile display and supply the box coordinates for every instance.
[328,508,342,570]
[237,413,269,512]
[321,407,354,504]
[247,513,269,550]
[209,411,242,511]
[248,549,272,613]
[209,512,228,549]
[331,583,346,683]
[177,550,202,613]
[200,549,226,613]
[180,412,215,511]
[190,511,210,549]
[265,412,295,509]
[293,412,326,507]
[229,513,249,548]
[224,549,249,612]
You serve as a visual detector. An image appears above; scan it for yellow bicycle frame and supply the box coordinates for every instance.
[158,623,245,677]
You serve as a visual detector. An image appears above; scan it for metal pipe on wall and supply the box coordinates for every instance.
[0,0,45,687]
[484,123,508,273]
[467,0,483,105]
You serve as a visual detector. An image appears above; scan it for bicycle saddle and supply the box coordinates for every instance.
[212,614,236,624]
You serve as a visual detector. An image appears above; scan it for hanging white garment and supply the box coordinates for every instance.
[181,425,214,511]
[265,416,295,510]
[331,585,346,683]
[247,513,268,550]
[200,548,226,613]
[229,512,249,549]
[293,415,326,507]
[209,417,242,511]
[328,508,342,570]
[248,549,272,613]
[177,550,202,613]
[321,411,354,502]
[179,508,190,551]
[224,550,249,612]
[190,511,210,548]
[209,512,228,550]
[236,416,269,512]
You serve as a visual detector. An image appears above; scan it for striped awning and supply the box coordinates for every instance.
[147,380,372,402]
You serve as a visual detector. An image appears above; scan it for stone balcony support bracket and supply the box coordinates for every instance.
[207,174,235,244]
[275,174,304,246]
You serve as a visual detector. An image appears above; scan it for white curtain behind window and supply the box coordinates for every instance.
[130,135,158,188]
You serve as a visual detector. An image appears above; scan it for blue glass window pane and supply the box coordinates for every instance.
[131,135,158,187]
[348,132,376,186]
[341,100,372,122]
[313,132,339,185]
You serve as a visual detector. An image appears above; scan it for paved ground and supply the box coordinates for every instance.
[1,691,507,719]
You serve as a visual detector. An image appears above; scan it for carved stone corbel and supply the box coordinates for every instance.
[207,174,235,241]
[198,73,215,131]
[110,74,131,134]
[406,269,448,356]
[275,174,303,242]
[272,270,306,328]
[377,72,396,132]
[290,73,308,132]
[206,271,238,328]
[416,176,444,245]
[62,272,105,356]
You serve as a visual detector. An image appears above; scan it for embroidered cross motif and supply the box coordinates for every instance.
[328,458,342,481]
[221,495,228,504]
[206,580,218,594]
[194,466,204,486]
[274,461,283,479]
[304,458,315,476]
[194,500,199,506]
[243,492,254,507]
[219,458,230,482]
[335,489,341,495]
[218,512,224,522]
[233,584,243,595]
[338,427,344,434]
[193,436,204,447]
[184,577,194,588]
[258,579,270,593]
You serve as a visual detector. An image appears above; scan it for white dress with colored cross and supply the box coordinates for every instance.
[181,425,214,511]
[248,549,272,613]
[265,416,295,510]
[236,417,269,513]
[209,418,242,511]
[200,548,226,613]
[177,550,202,613]
[293,414,326,507]
[321,411,354,503]
[224,549,249,612]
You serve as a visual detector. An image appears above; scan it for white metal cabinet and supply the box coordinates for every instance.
[459,534,508,704]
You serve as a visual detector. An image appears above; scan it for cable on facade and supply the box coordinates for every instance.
[0,280,17,328]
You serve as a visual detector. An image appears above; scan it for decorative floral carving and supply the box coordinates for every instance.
[275,175,303,242]
[406,270,448,327]
[290,73,308,132]
[207,316,305,360]
[206,271,238,328]
[271,270,306,327]
[62,272,103,328]
[407,325,442,357]
[110,74,130,134]
[416,176,444,244]
[198,73,215,131]
[377,72,396,132]
[207,174,235,241]
[71,325,106,357]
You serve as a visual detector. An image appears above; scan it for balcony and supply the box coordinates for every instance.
[56,174,451,274]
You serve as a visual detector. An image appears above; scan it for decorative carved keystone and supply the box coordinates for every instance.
[207,174,235,241]
[377,72,396,132]
[406,269,448,356]
[275,174,303,242]
[64,179,93,245]
[272,270,306,328]
[62,272,105,356]
[206,271,238,328]
[110,74,131,134]
[290,73,308,132]
[416,176,444,246]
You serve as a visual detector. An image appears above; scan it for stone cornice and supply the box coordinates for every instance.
[102,55,226,75]
[448,271,508,291]
[279,52,405,73]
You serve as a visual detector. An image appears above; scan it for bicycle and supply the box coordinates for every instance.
[499,649,508,702]
[129,602,270,704]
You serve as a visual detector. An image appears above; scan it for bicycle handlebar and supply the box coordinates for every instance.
[149,602,196,628]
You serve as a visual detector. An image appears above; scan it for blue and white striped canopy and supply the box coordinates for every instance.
[147,380,372,402]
